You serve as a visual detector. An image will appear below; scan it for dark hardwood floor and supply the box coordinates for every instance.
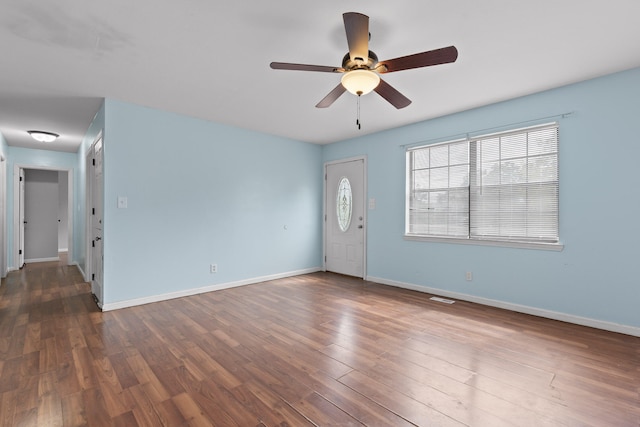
[0,259,638,426]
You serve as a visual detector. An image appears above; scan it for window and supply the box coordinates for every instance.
[336,177,353,232]
[406,123,559,247]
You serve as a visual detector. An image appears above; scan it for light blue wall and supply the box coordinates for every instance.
[7,68,637,331]
[76,103,105,275]
[323,67,640,329]
[6,147,77,268]
[101,99,323,304]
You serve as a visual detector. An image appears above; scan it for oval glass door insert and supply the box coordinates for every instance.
[336,177,352,232]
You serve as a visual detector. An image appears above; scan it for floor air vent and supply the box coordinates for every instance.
[430,296,456,304]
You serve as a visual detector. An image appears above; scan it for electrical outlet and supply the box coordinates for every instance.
[466,271,473,281]
[210,264,217,274]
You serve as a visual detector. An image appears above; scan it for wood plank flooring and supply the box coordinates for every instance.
[0,259,639,426]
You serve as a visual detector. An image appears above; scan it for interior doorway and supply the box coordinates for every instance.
[23,169,59,263]
[14,165,73,269]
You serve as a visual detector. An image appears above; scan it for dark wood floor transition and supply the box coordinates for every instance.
[0,260,638,426]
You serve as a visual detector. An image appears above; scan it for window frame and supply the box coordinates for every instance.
[405,123,563,251]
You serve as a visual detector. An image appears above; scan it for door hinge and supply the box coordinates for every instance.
[92,208,95,215]
[92,158,95,166]
[92,273,95,281]
[20,176,23,182]
[19,249,22,255]
[324,255,326,262]
[92,240,95,248]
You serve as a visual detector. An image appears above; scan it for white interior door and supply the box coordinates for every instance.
[91,138,104,306]
[58,171,69,252]
[85,150,93,281]
[0,159,6,277]
[18,168,25,268]
[325,158,366,278]
[24,169,59,262]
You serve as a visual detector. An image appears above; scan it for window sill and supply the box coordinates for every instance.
[403,234,564,251]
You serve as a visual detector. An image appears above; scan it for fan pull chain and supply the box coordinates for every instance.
[356,95,361,130]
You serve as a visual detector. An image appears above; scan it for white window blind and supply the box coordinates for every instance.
[407,140,469,237]
[470,124,559,243]
[407,123,559,245]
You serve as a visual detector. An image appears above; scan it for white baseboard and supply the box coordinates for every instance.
[366,275,640,338]
[101,267,322,312]
[25,257,60,263]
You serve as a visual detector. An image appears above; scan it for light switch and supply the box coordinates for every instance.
[117,196,128,209]
[368,198,376,210]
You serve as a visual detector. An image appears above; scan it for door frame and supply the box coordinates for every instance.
[13,164,74,270]
[85,144,93,284]
[0,154,6,277]
[18,168,25,268]
[323,156,368,279]
[85,132,104,305]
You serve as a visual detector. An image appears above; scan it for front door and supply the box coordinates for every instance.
[325,158,366,278]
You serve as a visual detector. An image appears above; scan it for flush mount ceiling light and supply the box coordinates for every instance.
[340,69,381,96]
[27,130,59,143]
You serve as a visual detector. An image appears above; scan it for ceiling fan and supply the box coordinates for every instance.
[270,12,459,110]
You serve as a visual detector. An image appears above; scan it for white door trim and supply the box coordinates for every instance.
[0,157,6,277]
[18,168,25,269]
[12,164,74,270]
[323,155,367,278]
[85,148,93,283]
[84,130,103,284]
[85,132,104,307]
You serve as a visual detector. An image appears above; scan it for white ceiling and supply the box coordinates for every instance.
[1,1,640,153]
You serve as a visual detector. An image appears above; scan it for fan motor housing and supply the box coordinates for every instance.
[342,50,379,71]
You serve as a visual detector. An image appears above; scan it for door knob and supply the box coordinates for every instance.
[358,225,363,229]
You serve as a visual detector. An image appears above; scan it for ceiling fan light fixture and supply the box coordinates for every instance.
[27,130,59,143]
[341,69,380,96]
[271,12,458,109]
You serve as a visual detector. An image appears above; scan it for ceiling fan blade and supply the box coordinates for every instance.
[316,84,347,108]
[270,62,341,73]
[377,46,458,74]
[343,12,369,63]
[374,79,412,109]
